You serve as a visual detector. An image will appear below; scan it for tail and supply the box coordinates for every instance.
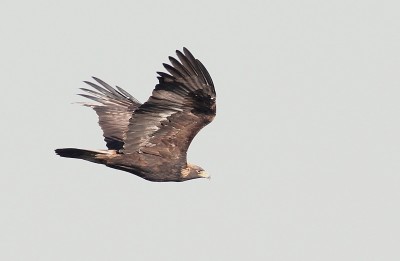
[55,148,112,164]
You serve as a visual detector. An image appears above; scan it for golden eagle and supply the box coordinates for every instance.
[55,48,216,182]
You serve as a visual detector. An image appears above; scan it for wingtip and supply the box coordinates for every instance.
[168,56,176,64]
[176,49,183,57]
[183,47,194,57]
[176,48,187,56]
[162,63,172,71]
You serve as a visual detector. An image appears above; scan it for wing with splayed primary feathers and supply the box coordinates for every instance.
[79,77,142,150]
[122,48,216,160]
[124,48,216,160]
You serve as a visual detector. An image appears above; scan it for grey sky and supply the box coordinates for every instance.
[1,0,400,260]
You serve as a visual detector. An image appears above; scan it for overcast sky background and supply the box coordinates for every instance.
[1,0,400,260]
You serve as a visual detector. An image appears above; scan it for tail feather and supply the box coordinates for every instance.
[55,148,111,164]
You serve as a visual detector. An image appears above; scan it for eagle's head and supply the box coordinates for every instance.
[181,163,210,181]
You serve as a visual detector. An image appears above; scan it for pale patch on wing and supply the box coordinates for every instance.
[123,109,178,152]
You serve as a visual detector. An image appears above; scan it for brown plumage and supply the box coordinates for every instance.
[55,48,216,182]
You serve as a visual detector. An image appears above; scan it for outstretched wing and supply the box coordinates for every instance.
[79,77,141,150]
[123,48,216,160]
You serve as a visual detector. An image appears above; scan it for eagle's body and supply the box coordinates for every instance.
[55,48,216,182]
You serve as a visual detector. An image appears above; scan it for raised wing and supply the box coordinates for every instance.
[123,48,216,159]
[79,77,141,150]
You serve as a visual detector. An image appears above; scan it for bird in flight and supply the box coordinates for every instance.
[55,48,216,182]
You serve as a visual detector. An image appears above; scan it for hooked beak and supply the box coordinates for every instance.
[198,170,210,179]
